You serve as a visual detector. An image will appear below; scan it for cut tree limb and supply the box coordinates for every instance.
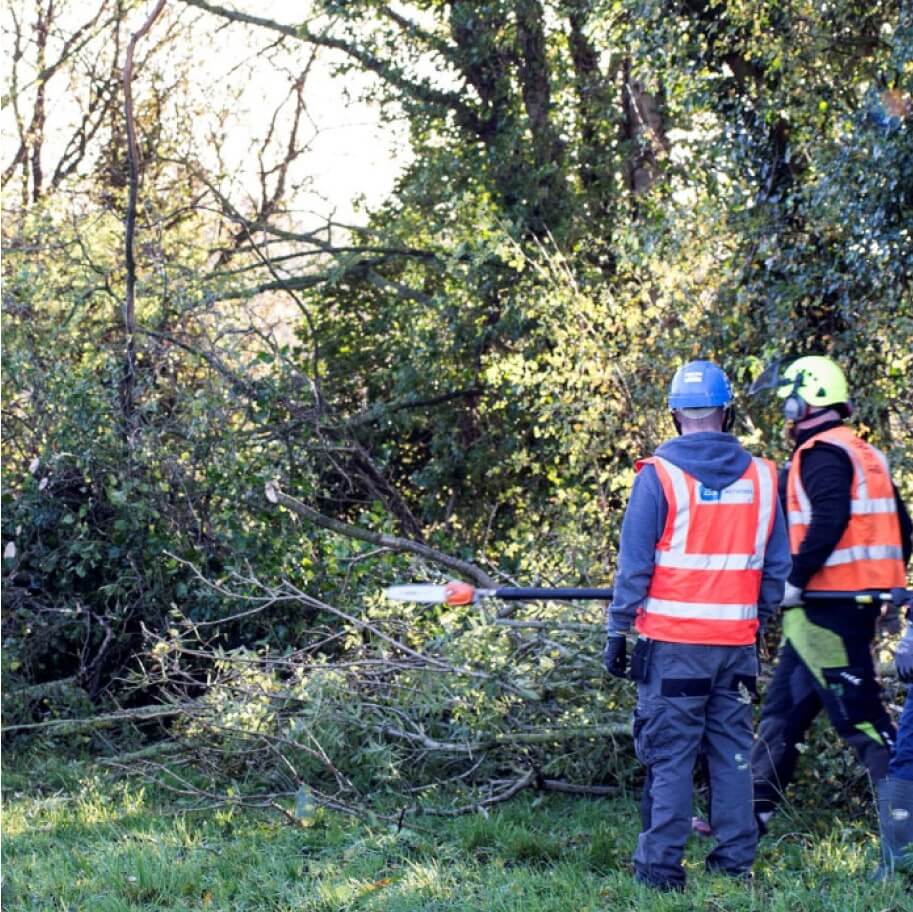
[264,482,497,589]
[1,703,189,736]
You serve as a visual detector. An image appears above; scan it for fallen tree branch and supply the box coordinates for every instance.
[265,481,497,588]
[538,779,618,796]
[374,721,630,754]
[1,702,189,735]
[278,582,469,673]
[3,676,84,703]
[122,758,435,833]
[418,768,538,816]
[491,619,598,632]
[99,740,186,765]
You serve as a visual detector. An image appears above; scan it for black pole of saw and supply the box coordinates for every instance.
[478,588,909,604]
[491,587,614,601]
[802,588,912,606]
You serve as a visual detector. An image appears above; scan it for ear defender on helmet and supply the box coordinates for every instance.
[783,393,810,422]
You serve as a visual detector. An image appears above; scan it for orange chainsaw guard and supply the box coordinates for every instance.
[444,581,476,606]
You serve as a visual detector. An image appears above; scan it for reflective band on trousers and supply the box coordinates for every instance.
[786,426,905,591]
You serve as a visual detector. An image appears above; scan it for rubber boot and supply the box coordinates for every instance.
[876,777,913,878]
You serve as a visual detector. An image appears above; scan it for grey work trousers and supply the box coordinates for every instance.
[633,638,759,888]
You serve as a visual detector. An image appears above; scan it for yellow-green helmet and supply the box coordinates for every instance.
[778,356,849,418]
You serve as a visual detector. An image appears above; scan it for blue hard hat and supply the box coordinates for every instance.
[668,360,733,409]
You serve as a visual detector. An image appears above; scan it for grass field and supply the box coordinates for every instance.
[2,756,911,912]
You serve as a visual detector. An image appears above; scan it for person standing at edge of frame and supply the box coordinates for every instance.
[603,359,790,892]
[880,605,913,876]
[747,355,912,838]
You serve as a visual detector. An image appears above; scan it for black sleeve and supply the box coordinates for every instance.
[895,482,913,567]
[788,443,853,589]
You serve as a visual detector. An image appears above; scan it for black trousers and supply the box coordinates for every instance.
[752,604,896,815]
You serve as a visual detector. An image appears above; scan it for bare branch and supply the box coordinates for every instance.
[1,702,188,735]
[134,327,256,397]
[28,0,52,202]
[265,482,497,589]
[178,0,488,133]
[419,769,537,816]
[342,387,485,429]
[121,0,168,440]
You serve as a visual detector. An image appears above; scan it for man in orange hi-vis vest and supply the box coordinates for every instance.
[604,360,790,891]
[748,356,912,836]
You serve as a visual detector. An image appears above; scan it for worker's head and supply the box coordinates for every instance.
[777,355,851,423]
[668,360,734,435]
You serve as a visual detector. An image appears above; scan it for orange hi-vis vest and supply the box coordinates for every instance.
[786,425,905,591]
[635,455,778,646]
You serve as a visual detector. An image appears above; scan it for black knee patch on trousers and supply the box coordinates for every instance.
[661,677,712,697]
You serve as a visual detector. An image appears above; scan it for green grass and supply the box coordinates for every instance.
[2,756,911,912]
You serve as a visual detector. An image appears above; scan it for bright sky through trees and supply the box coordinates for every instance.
[216,1,410,227]
[1,0,409,228]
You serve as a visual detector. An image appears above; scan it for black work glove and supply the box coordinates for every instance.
[895,626,913,684]
[879,597,903,636]
[603,635,628,678]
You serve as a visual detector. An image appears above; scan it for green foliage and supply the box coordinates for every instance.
[1,205,343,700]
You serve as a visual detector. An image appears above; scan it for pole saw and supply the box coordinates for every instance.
[384,581,613,606]
[385,582,911,610]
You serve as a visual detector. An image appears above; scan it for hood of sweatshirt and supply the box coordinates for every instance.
[653,431,753,490]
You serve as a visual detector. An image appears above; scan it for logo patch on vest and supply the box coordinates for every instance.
[698,482,755,504]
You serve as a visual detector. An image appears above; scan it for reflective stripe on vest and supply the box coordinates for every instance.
[640,597,758,620]
[786,426,905,591]
[635,455,777,646]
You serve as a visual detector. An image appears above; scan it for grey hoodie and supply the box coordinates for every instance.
[607,431,790,636]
